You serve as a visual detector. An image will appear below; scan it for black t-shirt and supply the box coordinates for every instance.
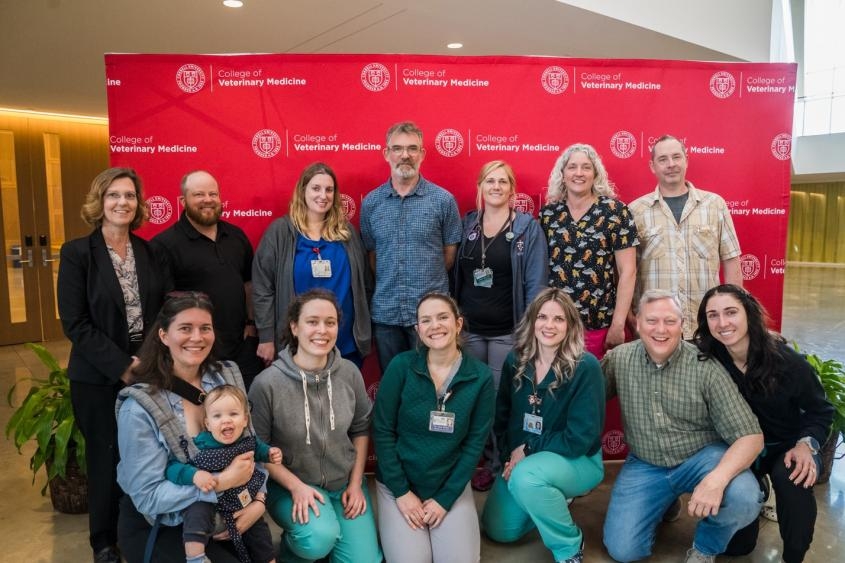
[458,231,514,336]
[151,213,254,359]
[663,192,689,224]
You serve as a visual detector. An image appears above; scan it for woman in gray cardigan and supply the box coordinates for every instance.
[252,162,372,367]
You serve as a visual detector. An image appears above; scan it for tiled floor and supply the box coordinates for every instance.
[2,264,843,562]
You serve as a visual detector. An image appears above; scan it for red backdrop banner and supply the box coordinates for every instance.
[106,54,796,460]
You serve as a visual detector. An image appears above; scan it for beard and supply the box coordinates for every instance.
[185,202,222,226]
[394,160,419,180]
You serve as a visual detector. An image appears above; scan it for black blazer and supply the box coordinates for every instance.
[58,229,171,385]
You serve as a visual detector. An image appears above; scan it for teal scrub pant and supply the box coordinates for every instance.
[266,478,382,563]
[482,450,604,561]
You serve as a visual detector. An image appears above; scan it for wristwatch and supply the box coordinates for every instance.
[797,436,820,455]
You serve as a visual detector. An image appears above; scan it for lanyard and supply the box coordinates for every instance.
[479,210,512,269]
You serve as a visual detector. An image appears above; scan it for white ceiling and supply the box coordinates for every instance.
[1,0,773,117]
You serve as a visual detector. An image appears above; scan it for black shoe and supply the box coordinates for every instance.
[93,546,121,563]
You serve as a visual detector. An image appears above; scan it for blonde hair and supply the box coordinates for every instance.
[289,162,350,242]
[475,160,516,211]
[512,288,585,391]
[80,167,148,230]
[204,384,249,420]
[545,143,617,204]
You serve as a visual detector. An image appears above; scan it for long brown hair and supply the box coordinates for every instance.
[288,162,350,241]
[512,288,584,391]
[132,292,218,390]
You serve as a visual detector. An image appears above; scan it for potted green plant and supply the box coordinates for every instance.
[803,352,845,484]
[5,343,88,513]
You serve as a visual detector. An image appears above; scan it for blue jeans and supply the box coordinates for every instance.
[266,479,382,563]
[373,323,418,373]
[603,442,763,561]
[482,451,604,561]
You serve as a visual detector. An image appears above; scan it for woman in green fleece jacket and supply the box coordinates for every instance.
[373,292,494,563]
[481,287,605,563]
[248,289,381,563]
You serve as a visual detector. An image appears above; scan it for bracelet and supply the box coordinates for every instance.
[254,497,266,505]
[245,319,256,327]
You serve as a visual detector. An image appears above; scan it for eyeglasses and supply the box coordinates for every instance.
[388,145,422,156]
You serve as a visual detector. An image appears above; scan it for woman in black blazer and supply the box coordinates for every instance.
[57,167,171,563]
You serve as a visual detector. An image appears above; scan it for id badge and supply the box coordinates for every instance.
[473,267,493,288]
[429,410,456,433]
[237,488,253,508]
[523,412,543,435]
[311,259,332,278]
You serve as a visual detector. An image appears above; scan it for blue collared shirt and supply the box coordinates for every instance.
[361,176,462,326]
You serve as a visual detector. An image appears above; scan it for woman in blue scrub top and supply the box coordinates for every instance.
[252,162,372,367]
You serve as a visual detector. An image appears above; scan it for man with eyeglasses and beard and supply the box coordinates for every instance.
[152,170,263,387]
[360,121,462,372]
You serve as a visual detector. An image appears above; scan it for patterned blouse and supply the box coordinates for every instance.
[107,242,143,334]
[540,195,639,330]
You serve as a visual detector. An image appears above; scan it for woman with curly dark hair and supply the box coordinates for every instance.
[695,284,833,563]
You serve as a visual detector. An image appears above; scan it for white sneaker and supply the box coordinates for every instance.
[684,548,715,563]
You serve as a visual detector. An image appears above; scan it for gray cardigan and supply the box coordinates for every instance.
[251,215,372,356]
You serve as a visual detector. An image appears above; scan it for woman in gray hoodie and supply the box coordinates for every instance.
[248,289,381,563]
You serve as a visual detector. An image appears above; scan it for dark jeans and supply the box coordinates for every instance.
[70,380,123,551]
[724,447,821,563]
[182,501,275,563]
[373,323,418,373]
[233,335,263,390]
[117,496,241,563]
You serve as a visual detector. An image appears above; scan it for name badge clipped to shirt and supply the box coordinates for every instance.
[310,247,332,278]
[473,267,493,288]
[311,259,332,278]
[237,488,253,508]
[523,412,543,435]
[429,410,456,433]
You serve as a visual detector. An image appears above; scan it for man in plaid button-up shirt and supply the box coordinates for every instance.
[602,290,763,562]
[629,135,743,340]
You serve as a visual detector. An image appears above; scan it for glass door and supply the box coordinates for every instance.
[0,111,108,345]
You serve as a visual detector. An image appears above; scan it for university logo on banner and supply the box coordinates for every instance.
[770,133,792,161]
[541,66,569,95]
[340,193,357,220]
[176,64,206,94]
[610,131,637,159]
[602,429,627,455]
[360,63,391,92]
[435,129,464,157]
[740,253,761,280]
[251,129,282,159]
[709,71,736,99]
[510,193,536,215]
[147,195,173,225]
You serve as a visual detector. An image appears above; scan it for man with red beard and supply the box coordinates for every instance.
[152,170,263,386]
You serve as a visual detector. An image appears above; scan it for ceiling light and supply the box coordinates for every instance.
[223,0,244,7]
[447,43,463,49]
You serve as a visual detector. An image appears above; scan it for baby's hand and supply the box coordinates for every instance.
[193,470,217,492]
[268,447,283,465]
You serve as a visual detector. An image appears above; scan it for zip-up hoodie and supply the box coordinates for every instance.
[248,346,371,491]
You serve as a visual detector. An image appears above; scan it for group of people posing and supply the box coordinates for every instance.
[57,121,833,563]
